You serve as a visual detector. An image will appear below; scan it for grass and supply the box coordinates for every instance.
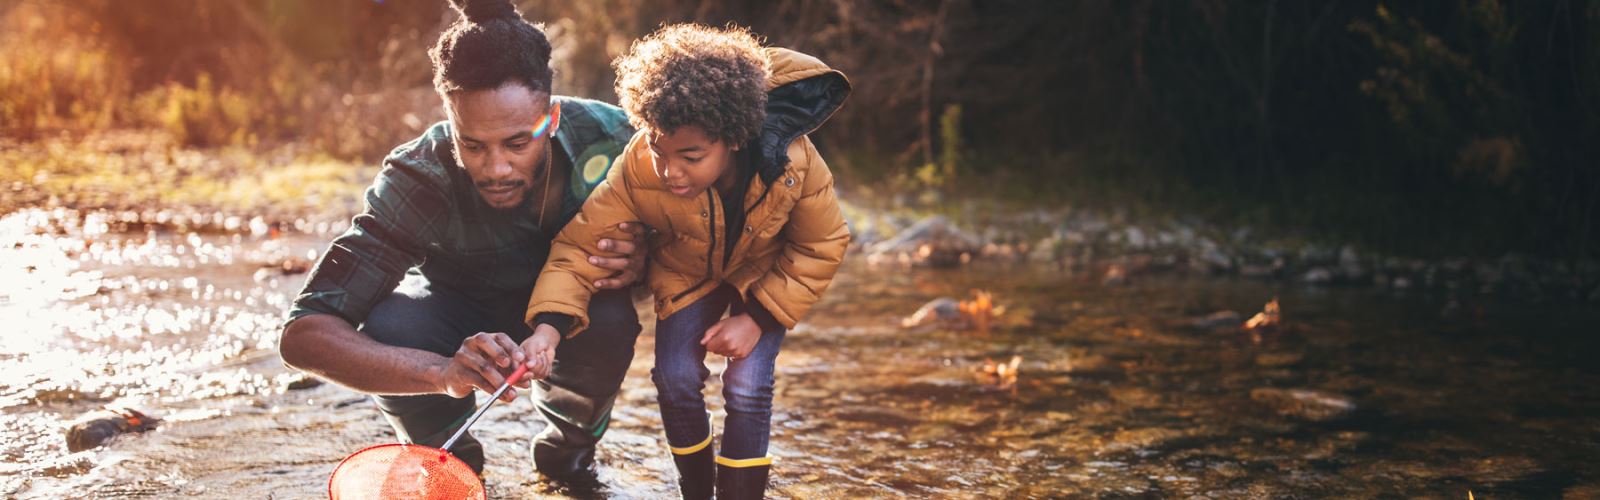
[0,131,375,221]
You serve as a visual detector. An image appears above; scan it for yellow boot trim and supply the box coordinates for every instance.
[669,434,713,455]
[715,455,774,468]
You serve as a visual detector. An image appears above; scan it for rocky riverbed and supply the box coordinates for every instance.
[3,205,1599,498]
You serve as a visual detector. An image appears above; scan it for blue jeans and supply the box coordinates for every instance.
[652,284,787,460]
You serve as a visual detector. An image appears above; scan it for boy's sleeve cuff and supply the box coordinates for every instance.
[531,312,576,337]
[743,295,785,333]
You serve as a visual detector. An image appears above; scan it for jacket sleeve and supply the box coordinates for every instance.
[524,143,643,338]
[746,138,852,328]
[288,161,446,327]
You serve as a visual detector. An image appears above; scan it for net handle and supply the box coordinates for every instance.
[441,363,529,451]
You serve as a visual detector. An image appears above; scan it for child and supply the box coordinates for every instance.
[519,24,851,499]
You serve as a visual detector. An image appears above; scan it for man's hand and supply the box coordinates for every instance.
[435,332,528,403]
[701,314,763,359]
[588,222,651,289]
[519,324,562,380]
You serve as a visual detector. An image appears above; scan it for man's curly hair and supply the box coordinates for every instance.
[430,0,554,96]
[613,24,770,146]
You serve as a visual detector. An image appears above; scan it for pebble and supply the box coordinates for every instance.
[1191,311,1242,331]
[1249,388,1355,422]
[64,407,159,452]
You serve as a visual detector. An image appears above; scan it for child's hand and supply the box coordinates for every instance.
[519,324,562,380]
[702,314,762,359]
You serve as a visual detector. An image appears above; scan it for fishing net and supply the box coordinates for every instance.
[328,443,484,500]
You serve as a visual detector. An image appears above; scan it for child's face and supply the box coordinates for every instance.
[646,126,739,198]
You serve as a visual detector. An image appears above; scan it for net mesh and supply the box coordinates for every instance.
[328,443,484,500]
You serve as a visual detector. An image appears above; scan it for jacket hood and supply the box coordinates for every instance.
[749,48,851,185]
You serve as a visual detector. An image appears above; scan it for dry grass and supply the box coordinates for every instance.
[1,131,375,220]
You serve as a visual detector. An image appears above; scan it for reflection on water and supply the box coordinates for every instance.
[3,207,1598,498]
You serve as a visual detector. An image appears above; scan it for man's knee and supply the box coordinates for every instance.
[584,289,642,340]
[359,291,462,356]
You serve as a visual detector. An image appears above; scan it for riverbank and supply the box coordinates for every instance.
[4,207,1597,497]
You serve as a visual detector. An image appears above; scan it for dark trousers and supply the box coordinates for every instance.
[359,274,641,475]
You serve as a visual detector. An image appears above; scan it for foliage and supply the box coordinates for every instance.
[2,0,1598,257]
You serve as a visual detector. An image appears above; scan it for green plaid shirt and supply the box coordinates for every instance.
[288,96,635,326]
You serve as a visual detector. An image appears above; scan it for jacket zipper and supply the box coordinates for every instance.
[670,190,718,302]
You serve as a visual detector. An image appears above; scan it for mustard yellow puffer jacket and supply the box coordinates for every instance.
[524,48,852,336]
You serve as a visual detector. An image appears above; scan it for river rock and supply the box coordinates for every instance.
[1254,352,1304,367]
[1301,267,1333,285]
[866,215,986,267]
[1249,388,1355,422]
[1190,310,1242,331]
[900,297,962,330]
[284,372,324,391]
[1190,246,1234,275]
[65,407,160,452]
[1123,227,1148,249]
[1299,244,1336,265]
[1101,264,1129,286]
[1028,236,1063,264]
[39,454,95,477]
[1238,263,1277,280]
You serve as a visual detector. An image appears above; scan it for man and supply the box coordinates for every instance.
[278,0,643,481]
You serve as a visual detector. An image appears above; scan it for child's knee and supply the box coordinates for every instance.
[650,363,710,402]
[721,372,775,413]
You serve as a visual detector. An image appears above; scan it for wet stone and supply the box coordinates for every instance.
[1100,427,1188,454]
[1254,352,1304,368]
[37,453,95,477]
[283,373,324,391]
[829,407,922,427]
[1249,388,1356,422]
[1191,310,1242,331]
[1563,483,1600,499]
[866,215,986,267]
[1302,267,1333,285]
[64,408,159,452]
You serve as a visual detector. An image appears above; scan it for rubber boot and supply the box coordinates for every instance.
[715,456,771,500]
[670,436,716,500]
[373,394,485,475]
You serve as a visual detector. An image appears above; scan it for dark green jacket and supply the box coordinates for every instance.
[288,96,635,326]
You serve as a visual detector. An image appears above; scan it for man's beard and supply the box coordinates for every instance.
[476,179,527,191]
[476,179,529,210]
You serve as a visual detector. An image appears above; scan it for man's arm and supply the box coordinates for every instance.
[277,150,532,398]
[523,134,649,338]
[589,222,649,289]
[281,314,529,400]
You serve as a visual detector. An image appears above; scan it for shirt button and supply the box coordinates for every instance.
[745,225,753,233]
[701,211,708,218]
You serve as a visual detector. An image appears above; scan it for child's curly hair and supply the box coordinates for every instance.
[612,24,770,146]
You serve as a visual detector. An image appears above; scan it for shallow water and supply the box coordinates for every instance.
[2,207,1598,498]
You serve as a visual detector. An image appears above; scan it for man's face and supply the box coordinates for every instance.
[445,83,555,210]
[647,126,739,198]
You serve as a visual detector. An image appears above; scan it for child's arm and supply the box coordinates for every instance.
[744,137,852,328]
[524,137,645,339]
